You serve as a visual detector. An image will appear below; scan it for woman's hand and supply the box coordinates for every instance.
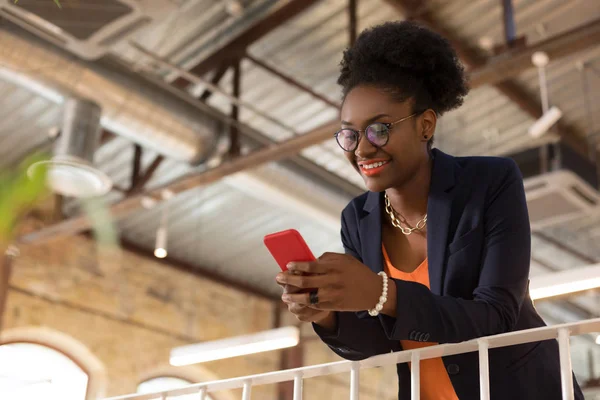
[276,276,332,323]
[276,252,395,313]
[285,301,333,324]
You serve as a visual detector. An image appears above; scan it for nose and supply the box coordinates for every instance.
[354,133,377,159]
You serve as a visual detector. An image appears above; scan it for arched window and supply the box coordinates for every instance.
[136,365,235,400]
[0,327,106,400]
[0,342,87,399]
[137,376,212,400]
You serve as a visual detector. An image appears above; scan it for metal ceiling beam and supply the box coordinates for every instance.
[171,0,321,87]
[245,54,340,109]
[470,18,600,89]
[382,0,592,157]
[17,120,339,245]
[199,63,231,102]
[128,155,165,195]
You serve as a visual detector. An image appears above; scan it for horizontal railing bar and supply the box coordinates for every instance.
[104,318,600,400]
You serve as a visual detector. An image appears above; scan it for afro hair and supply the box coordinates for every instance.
[338,21,469,116]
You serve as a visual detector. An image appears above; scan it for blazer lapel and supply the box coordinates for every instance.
[359,191,384,274]
[355,149,458,295]
[427,149,457,295]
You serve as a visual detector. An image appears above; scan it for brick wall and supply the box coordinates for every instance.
[3,232,398,399]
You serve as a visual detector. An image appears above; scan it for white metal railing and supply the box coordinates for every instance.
[105,318,600,400]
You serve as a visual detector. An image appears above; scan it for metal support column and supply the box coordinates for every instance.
[501,0,517,47]
[349,0,358,46]
[230,59,241,157]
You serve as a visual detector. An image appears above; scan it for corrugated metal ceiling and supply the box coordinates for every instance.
[1,0,598,299]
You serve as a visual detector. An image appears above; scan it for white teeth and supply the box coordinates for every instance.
[363,161,387,169]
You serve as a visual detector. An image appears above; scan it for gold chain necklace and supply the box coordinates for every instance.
[384,193,427,235]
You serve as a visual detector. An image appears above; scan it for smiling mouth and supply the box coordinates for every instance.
[358,160,390,176]
[360,161,388,169]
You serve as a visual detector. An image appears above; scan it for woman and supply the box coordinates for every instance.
[276,21,583,399]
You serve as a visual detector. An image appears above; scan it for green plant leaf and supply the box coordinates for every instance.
[0,153,49,243]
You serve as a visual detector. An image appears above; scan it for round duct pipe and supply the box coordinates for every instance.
[0,23,221,165]
[29,98,112,198]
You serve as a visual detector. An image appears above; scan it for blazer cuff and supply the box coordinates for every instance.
[313,312,371,345]
[379,279,431,342]
[312,312,340,340]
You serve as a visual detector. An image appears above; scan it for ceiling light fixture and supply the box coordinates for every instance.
[529,263,600,300]
[28,98,112,198]
[154,190,173,259]
[170,327,300,366]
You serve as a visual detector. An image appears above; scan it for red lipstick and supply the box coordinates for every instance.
[357,159,390,177]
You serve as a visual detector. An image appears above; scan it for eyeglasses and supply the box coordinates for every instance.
[334,112,420,152]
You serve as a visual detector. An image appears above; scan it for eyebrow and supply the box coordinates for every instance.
[341,114,391,126]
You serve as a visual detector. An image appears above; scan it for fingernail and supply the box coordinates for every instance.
[282,295,290,302]
[286,262,294,269]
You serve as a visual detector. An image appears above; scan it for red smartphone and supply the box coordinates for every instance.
[263,229,316,271]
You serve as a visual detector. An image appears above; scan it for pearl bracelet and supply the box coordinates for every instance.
[368,271,388,317]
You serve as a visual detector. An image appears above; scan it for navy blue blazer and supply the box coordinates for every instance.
[314,149,583,400]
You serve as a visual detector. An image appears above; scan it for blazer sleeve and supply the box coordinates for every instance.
[312,210,400,360]
[379,160,532,343]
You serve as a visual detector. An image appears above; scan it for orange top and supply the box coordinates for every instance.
[383,246,459,400]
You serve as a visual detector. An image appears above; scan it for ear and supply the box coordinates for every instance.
[419,109,437,143]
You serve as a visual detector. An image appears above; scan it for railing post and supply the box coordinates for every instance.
[558,328,574,400]
[242,380,252,400]
[478,339,490,400]
[411,351,420,400]
[350,361,360,400]
[198,387,207,400]
[293,372,303,400]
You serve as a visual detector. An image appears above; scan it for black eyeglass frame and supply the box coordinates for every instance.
[333,111,422,152]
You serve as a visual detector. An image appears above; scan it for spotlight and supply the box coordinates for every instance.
[154,247,167,259]
[154,225,168,259]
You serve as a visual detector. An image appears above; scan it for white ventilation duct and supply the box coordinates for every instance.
[0,24,222,165]
[28,98,113,198]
